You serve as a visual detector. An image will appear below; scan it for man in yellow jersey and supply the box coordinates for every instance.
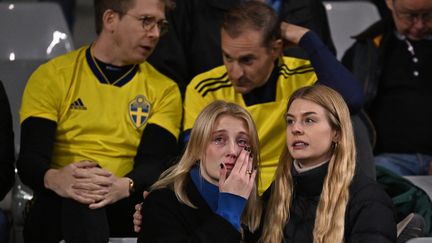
[183,1,364,194]
[17,0,181,242]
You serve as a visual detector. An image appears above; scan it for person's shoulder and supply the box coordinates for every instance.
[28,46,88,85]
[141,187,190,221]
[139,62,179,88]
[188,65,228,87]
[139,62,174,82]
[145,187,177,204]
[279,56,315,79]
[184,65,230,99]
[349,171,392,205]
[48,46,87,66]
[354,17,392,41]
[346,171,397,242]
[37,46,88,73]
[281,56,313,68]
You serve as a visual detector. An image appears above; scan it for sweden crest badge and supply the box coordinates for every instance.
[129,95,151,128]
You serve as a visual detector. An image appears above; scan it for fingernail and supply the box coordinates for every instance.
[220,163,224,169]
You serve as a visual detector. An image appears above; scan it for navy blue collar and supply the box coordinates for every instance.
[85,46,138,87]
[190,167,219,212]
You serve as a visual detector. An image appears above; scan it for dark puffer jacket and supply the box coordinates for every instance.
[253,163,396,243]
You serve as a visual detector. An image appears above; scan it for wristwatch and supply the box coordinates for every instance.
[128,178,135,193]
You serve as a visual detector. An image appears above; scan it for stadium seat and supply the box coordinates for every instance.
[323,1,381,59]
[0,2,74,152]
[352,111,376,180]
[0,2,74,243]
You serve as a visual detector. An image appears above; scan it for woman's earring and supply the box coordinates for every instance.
[333,142,338,150]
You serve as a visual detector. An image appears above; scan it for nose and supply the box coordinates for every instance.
[227,62,244,81]
[412,17,426,29]
[146,24,161,39]
[226,139,241,156]
[414,18,426,29]
[290,122,304,135]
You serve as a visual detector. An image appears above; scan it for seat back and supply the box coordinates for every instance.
[323,1,380,59]
[0,3,74,242]
[0,2,74,152]
[352,111,376,180]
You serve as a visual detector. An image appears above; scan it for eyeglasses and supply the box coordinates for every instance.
[393,7,432,25]
[125,13,169,36]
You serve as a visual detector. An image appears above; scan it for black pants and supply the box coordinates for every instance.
[23,191,140,243]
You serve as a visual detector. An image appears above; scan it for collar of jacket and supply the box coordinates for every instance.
[353,16,396,48]
[292,162,329,197]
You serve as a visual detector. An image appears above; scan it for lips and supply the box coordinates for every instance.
[236,78,252,86]
[140,45,153,52]
[292,140,309,149]
[224,164,234,171]
[223,161,236,170]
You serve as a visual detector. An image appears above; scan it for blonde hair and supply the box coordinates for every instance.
[261,85,356,243]
[151,100,262,231]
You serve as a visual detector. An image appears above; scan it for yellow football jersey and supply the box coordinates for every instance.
[184,56,316,194]
[21,46,182,177]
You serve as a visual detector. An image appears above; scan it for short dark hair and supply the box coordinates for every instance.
[222,1,280,48]
[93,0,175,35]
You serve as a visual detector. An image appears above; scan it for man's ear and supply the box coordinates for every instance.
[271,38,283,57]
[102,9,119,33]
[385,0,394,11]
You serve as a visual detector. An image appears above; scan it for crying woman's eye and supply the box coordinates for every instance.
[237,139,248,147]
[213,136,226,145]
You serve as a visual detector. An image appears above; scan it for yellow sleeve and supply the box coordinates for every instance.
[147,83,182,140]
[183,81,212,131]
[20,61,65,124]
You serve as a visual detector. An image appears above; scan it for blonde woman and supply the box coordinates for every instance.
[137,100,261,242]
[258,85,396,243]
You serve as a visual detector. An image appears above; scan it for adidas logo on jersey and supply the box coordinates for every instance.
[70,98,87,110]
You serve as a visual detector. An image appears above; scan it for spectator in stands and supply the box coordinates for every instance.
[0,81,15,243]
[133,0,369,232]
[183,1,364,194]
[257,85,396,242]
[138,100,261,242]
[342,0,432,176]
[134,87,395,242]
[148,0,336,93]
[16,0,182,242]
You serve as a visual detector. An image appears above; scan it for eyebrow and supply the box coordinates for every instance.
[286,111,318,117]
[222,51,256,60]
[238,131,249,136]
[212,129,227,134]
[212,130,249,136]
[239,54,256,60]
[134,14,166,21]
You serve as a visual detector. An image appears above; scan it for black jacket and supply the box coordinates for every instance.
[138,175,241,243]
[341,17,394,108]
[342,16,432,155]
[0,81,15,200]
[254,163,396,243]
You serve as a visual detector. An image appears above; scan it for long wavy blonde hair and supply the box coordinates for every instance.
[261,85,356,243]
[151,100,262,231]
